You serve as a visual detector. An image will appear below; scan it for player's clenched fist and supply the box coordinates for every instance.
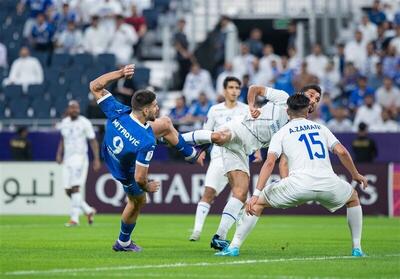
[145,180,161,193]
[249,106,261,119]
[121,64,135,79]
[246,195,259,216]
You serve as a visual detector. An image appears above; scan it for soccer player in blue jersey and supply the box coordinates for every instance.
[89,65,202,251]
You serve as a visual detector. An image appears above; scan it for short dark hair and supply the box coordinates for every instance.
[287,94,310,112]
[223,76,241,89]
[299,84,322,96]
[131,89,156,111]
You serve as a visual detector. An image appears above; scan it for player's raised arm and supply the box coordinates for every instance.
[333,143,368,189]
[89,64,135,101]
[247,85,266,118]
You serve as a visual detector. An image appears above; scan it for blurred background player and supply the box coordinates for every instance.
[9,126,32,161]
[189,76,250,241]
[56,100,100,226]
[218,94,368,257]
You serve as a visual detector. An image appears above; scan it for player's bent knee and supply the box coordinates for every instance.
[346,190,360,208]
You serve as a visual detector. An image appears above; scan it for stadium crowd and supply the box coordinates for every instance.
[0,0,399,133]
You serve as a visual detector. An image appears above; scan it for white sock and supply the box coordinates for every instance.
[216,197,244,240]
[230,214,259,248]
[193,201,211,233]
[117,239,131,247]
[347,205,363,249]
[81,200,93,215]
[70,192,82,223]
[182,130,212,145]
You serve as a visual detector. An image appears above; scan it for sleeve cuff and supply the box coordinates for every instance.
[330,141,340,152]
[97,92,112,104]
[264,87,271,97]
[136,161,149,167]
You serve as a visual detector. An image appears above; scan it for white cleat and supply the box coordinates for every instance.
[189,231,201,241]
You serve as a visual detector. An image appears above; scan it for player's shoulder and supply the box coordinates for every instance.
[78,115,93,125]
[210,102,224,110]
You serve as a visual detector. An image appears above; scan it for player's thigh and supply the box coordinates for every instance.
[149,117,173,138]
[204,157,229,196]
[262,178,315,209]
[68,156,89,188]
[221,146,250,178]
[316,178,354,212]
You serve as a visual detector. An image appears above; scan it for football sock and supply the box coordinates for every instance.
[230,214,259,248]
[70,192,82,223]
[193,201,211,233]
[347,205,363,249]
[174,134,196,159]
[81,200,92,215]
[182,130,212,145]
[216,197,244,240]
[118,221,136,246]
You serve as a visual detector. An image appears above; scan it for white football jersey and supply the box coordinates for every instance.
[241,87,289,152]
[58,116,96,159]
[204,101,248,159]
[268,118,340,181]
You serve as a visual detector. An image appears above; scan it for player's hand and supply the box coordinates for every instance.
[121,64,135,79]
[146,180,160,193]
[93,158,101,172]
[253,150,262,163]
[249,106,261,119]
[56,154,62,164]
[196,151,206,167]
[246,195,259,216]
[352,173,368,189]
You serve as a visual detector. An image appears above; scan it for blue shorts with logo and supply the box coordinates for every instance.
[120,180,145,197]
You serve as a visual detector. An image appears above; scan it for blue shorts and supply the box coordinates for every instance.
[121,181,145,197]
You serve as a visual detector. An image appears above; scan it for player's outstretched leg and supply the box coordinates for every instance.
[346,190,365,257]
[65,186,81,227]
[81,200,96,225]
[151,117,205,164]
[182,128,232,146]
[112,194,146,252]
[189,187,216,241]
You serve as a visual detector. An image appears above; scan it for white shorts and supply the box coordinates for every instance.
[204,157,229,195]
[262,175,354,212]
[62,154,89,189]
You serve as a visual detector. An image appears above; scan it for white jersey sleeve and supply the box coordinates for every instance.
[203,106,216,130]
[264,87,290,105]
[84,118,96,140]
[321,125,340,152]
[267,130,284,158]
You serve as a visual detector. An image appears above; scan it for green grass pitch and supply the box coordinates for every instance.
[1,214,399,278]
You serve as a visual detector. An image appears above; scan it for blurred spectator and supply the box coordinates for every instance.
[4,47,44,91]
[371,109,399,132]
[352,122,377,163]
[251,58,271,86]
[55,21,83,54]
[308,109,326,125]
[395,10,400,26]
[82,15,110,55]
[375,76,400,113]
[173,19,192,89]
[9,126,32,161]
[95,0,122,33]
[293,62,318,92]
[260,44,281,77]
[18,0,54,38]
[373,23,391,55]
[70,0,97,27]
[349,76,375,110]
[367,62,384,90]
[327,107,353,132]
[216,62,235,95]
[305,43,328,80]
[368,0,386,25]
[51,1,77,33]
[183,62,215,104]
[239,74,250,103]
[273,56,295,95]
[232,43,256,81]
[382,45,399,79]
[110,69,134,105]
[390,25,400,55]
[30,13,55,52]
[340,62,360,97]
[353,94,382,129]
[220,16,239,64]
[187,92,213,127]
[125,4,147,59]
[362,42,380,76]
[108,14,138,65]
[245,28,263,58]
[287,21,297,50]
[358,14,378,45]
[287,46,302,74]
[169,95,192,132]
[319,94,333,122]
[333,43,346,77]
[0,42,7,68]
[320,60,341,99]
[344,30,367,71]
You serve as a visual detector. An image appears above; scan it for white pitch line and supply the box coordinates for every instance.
[5,254,400,276]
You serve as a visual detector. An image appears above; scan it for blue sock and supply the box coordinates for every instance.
[174,134,195,159]
[119,221,136,242]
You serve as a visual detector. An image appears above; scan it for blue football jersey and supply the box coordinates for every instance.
[98,93,156,186]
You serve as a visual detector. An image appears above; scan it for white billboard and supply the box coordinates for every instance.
[0,162,69,215]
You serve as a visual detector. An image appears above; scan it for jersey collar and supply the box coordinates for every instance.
[129,113,150,129]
